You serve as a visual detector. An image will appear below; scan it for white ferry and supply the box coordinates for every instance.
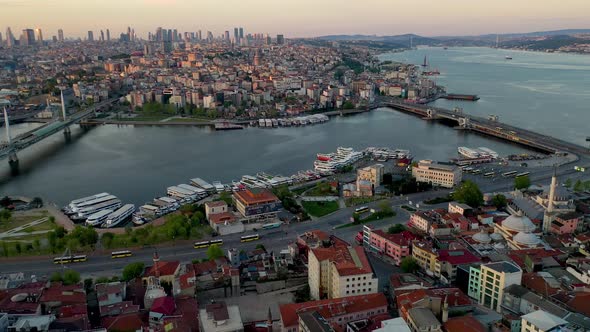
[167,186,194,198]
[75,199,122,221]
[85,209,114,227]
[477,147,499,158]
[458,147,481,158]
[212,181,225,192]
[178,184,206,198]
[103,204,135,228]
[67,194,118,214]
[241,175,270,188]
[64,192,110,213]
[190,178,215,193]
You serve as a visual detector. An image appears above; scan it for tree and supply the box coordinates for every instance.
[47,231,57,252]
[95,277,110,284]
[84,278,94,293]
[30,197,43,208]
[492,194,507,209]
[0,196,11,208]
[50,272,63,282]
[0,209,11,222]
[55,226,66,238]
[514,175,531,190]
[122,262,145,281]
[388,224,406,234]
[378,201,393,215]
[63,270,80,285]
[564,178,573,188]
[218,192,232,206]
[256,244,266,252]
[400,256,419,273]
[14,242,21,254]
[352,212,361,223]
[206,244,224,261]
[452,180,483,207]
[33,239,41,252]
[574,180,584,192]
[101,232,115,248]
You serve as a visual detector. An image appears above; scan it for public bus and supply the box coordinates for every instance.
[355,206,369,214]
[53,255,87,264]
[111,250,132,259]
[193,239,224,249]
[516,172,530,178]
[462,167,474,173]
[484,172,495,178]
[502,171,518,177]
[240,234,260,242]
[471,169,482,175]
[262,222,282,230]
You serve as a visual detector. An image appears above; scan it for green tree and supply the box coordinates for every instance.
[83,278,94,293]
[452,180,483,207]
[50,272,63,282]
[55,226,66,238]
[388,224,406,234]
[101,232,115,248]
[219,192,233,206]
[573,180,584,192]
[342,101,355,109]
[492,194,507,209]
[206,244,224,261]
[1,242,8,256]
[256,244,266,252]
[47,231,57,252]
[63,270,80,285]
[122,262,145,281]
[95,277,110,284]
[564,178,573,188]
[400,256,419,273]
[378,201,393,215]
[514,175,531,190]
[33,239,41,252]
[14,242,21,254]
[0,209,11,222]
[352,212,361,223]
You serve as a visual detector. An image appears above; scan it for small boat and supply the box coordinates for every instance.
[505,56,512,60]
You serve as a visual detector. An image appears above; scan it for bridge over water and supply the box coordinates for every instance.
[375,97,589,158]
[0,93,119,168]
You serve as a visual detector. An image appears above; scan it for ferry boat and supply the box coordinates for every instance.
[167,186,194,199]
[85,209,114,227]
[241,175,270,188]
[458,147,481,158]
[64,192,110,213]
[212,181,225,192]
[74,199,122,221]
[505,56,512,60]
[477,147,499,159]
[103,204,135,228]
[313,147,364,174]
[190,178,215,193]
[178,184,206,198]
[66,194,118,214]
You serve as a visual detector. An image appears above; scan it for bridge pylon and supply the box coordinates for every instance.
[60,89,72,140]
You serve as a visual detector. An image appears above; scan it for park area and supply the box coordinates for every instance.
[300,201,339,217]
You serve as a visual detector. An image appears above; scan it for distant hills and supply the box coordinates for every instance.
[316,29,590,48]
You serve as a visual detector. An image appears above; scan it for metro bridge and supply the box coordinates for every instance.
[375,96,590,158]
[0,93,119,167]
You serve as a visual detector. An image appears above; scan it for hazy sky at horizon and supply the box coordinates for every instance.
[1,0,589,39]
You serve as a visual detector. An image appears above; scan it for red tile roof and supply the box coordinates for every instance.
[508,248,564,269]
[311,240,373,276]
[151,296,176,316]
[205,201,227,208]
[163,296,199,332]
[144,260,180,278]
[567,292,590,317]
[101,312,146,331]
[372,230,410,247]
[444,315,486,332]
[436,249,480,265]
[40,283,86,305]
[209,212,237,224]
[58,303,88,318]
[234,188,279,205]
[279,293,388,328]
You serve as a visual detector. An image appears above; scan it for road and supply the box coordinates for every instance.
[1,161,588,278]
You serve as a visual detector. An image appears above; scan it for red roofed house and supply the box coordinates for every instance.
[205,201,244,235]
[279,293,388,332]
[396,288,473,322]
[143,252,181,284]
[435,248,480,283]
[308,236,377,300]
[367,229,410,265]
[0,282,44,325]
[551,212,582,235]
[443,315,486,332]
[233,188,282,222]
[40,282,86,315]
[96,281,139,317]
[101,312,146,331]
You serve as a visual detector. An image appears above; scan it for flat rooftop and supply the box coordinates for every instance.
[484,261,521,274]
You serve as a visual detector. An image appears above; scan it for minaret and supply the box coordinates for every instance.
[442,295,449,323]
[3,107,11,145]
[153,250,160,278]
[543,168,558,233]
[60,89,67,121]
[267,307,273,332]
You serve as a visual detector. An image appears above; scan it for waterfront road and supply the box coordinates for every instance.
[1,163,588,278]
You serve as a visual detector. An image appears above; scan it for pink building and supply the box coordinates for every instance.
[368,230,410,265]
[551,212,582,235]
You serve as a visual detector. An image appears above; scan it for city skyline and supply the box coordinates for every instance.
[1,0,589,39]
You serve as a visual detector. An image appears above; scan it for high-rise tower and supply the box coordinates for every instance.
[58,29,64,42]
[5,27,15,47]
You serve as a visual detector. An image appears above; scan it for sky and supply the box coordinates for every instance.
[1,0,589,39]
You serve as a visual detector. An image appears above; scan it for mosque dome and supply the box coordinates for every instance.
[473,230,492,244]
[513,231,541,247]
[490,232,503,241]
[502,211,536,233]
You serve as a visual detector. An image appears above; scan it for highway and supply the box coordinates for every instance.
[3,162,589,279]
